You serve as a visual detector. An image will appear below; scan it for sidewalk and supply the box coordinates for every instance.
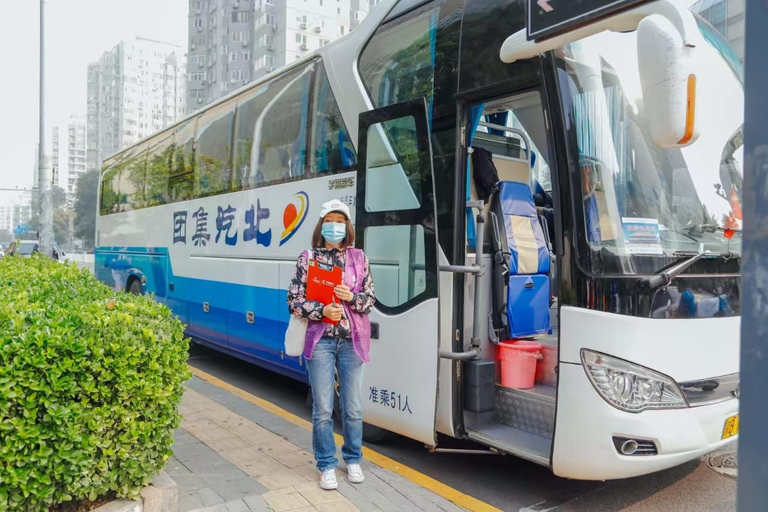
[169,375,472,512]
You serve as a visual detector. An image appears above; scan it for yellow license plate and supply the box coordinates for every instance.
[722,414,739,440]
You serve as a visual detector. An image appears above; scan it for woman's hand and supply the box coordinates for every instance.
[334,285,354,302]
[323,303,344,322]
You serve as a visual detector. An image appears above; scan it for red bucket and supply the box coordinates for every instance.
[498,341,542,389]
[535,345,558,386]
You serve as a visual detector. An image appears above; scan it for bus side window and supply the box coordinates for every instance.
[194,101,237,198]
[170,119,196,202]
[146,133,173,207]
[310,61,357,174]
[119,144,149,212]
[100,166,120,215]
[233,63,312,190]
[358,4,440,110]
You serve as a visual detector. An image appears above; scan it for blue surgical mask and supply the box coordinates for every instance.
[321,222,346,244]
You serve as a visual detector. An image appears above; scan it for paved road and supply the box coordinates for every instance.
[187,344,737,512]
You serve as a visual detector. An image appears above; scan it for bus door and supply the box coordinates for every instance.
[355,99,441,446]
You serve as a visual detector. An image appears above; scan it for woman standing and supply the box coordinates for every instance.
[287,199,376,490]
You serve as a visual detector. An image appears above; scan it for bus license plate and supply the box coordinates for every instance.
[722,414,739,440]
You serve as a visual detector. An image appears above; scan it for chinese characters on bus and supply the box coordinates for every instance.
[368,386,412,414]
[173,202,272,247]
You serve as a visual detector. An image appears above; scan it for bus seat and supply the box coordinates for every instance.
[493,157,529,184]
[493,181,551,338]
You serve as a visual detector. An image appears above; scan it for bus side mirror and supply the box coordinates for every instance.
[637,14,699,148]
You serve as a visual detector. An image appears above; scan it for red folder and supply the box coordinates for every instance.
[306,259,343,325]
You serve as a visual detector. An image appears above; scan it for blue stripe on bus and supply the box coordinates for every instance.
[94,246,308,383]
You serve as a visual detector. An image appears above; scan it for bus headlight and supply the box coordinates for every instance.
[581,349,688,413]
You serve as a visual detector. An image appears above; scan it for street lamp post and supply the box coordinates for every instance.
[37,0,53,256]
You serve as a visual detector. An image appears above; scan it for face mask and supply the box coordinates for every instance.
[321,222,346,244]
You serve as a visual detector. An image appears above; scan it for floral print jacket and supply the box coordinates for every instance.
[287,247,375,339]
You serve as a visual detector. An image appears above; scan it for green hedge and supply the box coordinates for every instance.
[0,256,190,511]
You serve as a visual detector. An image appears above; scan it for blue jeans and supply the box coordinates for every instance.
[306,337,364,471]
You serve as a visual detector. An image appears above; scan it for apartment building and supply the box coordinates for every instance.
[87,37,187,172]
[187,0,372,110]
[50,115,88,205]
[0,189,34,234]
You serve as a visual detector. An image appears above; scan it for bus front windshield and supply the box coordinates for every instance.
[556,17,744,275]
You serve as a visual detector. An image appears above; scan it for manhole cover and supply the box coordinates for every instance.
[706,450,738,478]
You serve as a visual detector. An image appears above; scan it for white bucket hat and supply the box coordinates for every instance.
[319,199,351,219]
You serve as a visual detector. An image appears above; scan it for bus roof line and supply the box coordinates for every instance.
[500,0,700,64]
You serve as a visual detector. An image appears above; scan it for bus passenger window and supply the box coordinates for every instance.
[233,63,312,189]
[100,167,121,215]
[195,101,236,198]
[118,147,148,212]
[310,62,356,174]
[146,134,173,207]
[358,5,439,109]
[170,119,196,202]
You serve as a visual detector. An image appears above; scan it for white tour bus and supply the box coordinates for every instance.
[96,0,743,480]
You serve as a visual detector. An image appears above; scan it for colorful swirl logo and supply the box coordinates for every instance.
[280,192,309,246]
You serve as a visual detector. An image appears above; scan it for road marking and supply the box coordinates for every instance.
[189,365,502,512]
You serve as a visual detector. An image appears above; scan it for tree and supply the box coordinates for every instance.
[28,187,68,241]
[74,170,100,250]
[53,209,73,249]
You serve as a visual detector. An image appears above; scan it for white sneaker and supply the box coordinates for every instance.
[347,463,365,484]
[319,468,338,490]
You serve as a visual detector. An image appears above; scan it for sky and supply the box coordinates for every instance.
[0,0,187,190]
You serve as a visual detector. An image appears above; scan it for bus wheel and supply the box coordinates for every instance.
[127,278,142,295]
[332,370,392,444]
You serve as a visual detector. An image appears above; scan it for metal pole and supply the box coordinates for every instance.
[738,0,768,509]
[37,0,53,257]
[471,212,484,348]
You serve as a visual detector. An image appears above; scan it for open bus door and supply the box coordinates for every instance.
[355,99,441,446]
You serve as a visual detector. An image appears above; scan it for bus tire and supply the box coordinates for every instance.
[127,277,142,295]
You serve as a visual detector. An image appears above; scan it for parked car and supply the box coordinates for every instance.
[9,240,66,261]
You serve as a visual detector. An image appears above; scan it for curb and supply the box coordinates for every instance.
[92,471,178,512]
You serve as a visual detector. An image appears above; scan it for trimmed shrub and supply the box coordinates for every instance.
[0,256,190,511]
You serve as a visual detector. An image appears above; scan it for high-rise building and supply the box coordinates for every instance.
[51,126,61,189]
[0,189,34,234]
[87,37,187,173]
[187,0,370,111]
[50,115,88,205]
[66,116,88,202]
[691,0,745,62]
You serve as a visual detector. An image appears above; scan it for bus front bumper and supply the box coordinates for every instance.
[552,363,739,480]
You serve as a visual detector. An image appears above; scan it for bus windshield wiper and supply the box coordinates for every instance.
[640,251,711,290]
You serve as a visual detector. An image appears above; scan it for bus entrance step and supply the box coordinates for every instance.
[493,384,555,439]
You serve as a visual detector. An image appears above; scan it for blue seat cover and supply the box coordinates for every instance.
[499,181,550,276]
[498,181,552,338]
